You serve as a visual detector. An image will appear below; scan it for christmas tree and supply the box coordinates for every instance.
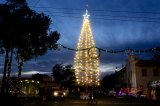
[74,10,100,87]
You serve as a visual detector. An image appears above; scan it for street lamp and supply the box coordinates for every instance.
[115,67,118,73]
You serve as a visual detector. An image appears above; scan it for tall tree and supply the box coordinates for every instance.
[52,64,64,84]
[32,73,49,82]
[63,65,76,92]
[52,64,76,92]
[0,0,60,94]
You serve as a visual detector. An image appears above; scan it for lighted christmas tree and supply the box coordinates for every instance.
[74,9,100,87]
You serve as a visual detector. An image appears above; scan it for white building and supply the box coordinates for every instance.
[125,54,160,93]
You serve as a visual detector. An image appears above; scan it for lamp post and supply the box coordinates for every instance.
[115,67,118,73]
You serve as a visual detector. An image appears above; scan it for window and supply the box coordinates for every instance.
[153,69,159,77]
[142,69,147,76]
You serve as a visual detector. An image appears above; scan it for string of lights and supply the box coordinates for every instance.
[58,44,160,58]
[73,10,100,86]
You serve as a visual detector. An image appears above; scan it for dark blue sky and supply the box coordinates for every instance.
[0,0,160,78]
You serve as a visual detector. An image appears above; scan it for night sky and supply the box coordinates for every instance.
[0,0,160,78]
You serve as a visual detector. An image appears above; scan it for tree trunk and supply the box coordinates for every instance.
[5,49,13,94]
[18,58,23,78]
[1,49,9,95]
[7,48,13,78]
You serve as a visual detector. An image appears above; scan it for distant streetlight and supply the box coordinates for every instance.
[115,67,118,72]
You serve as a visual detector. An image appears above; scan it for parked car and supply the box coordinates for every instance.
[42,87,66,101]
[52,90,66,100]
[108,89,116,96]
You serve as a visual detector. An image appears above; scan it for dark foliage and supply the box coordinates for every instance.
[52,64,76,92]
[0,0,60,93]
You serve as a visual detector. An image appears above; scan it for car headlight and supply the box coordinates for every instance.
[54,92,58,96]
[63,92,66,96]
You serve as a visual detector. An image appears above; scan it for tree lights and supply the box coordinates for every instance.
[74,10,100,86]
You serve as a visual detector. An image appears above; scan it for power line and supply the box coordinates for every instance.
[33,9,160,23]
[93,14,160,20]
[37,10,82,15]
[33,0,41,7]
[48,14,160,23]
[37,10,160,20]
[92,17,160,23]
[30,6,160,15]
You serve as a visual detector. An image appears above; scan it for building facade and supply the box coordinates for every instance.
[125,54,160,93]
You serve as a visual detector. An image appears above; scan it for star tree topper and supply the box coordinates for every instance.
[83,9,90,19]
